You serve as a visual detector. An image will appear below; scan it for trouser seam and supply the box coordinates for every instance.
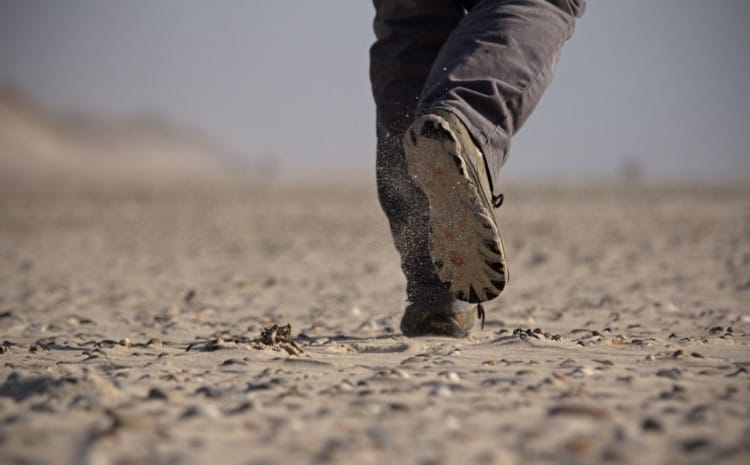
[518,21,574,111]
[488,20,574,147]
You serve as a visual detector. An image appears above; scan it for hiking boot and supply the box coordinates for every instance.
[400,295,483,338]
[403,109,508,303]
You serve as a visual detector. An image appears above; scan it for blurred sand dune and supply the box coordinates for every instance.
[0,87,251,188]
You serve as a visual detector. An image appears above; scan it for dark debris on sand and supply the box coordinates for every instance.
[186,323,304,356]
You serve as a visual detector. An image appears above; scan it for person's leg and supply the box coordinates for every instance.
[401,0,584,304]
[420,0,586,195]
[369,0,464,303]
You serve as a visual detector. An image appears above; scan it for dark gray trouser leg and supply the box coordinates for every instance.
[419,0,586,196]
[370,0,584,300]
[370,0,464,302]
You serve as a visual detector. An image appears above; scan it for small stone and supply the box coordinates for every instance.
[195,385,223,398]
[431,384,452,397]
[146,338,163,347]
[118,338,130,347]
[684,404,711,424]
[659,384,686,400]
[337,380,355,392]
[446,372,461,383]
[656,368,681,380]
[573,366,595,376]
[401,355,429,365]
[642,417,663,432]
[391,369,410,379]
[547,404,610,420]
[226,400,257,415]
[147,387,168,400]
[681,438,711,452]
[181,404,221,420]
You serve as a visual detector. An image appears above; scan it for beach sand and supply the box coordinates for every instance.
[0,180,748,465]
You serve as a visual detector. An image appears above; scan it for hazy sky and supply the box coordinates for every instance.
[1,0,749,180]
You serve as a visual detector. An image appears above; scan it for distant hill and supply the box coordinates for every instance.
[0,87,252,187]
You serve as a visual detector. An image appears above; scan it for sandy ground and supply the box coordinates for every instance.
[0,180,748,465]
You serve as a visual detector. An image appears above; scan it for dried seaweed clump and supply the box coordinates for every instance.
[186,323,304,355]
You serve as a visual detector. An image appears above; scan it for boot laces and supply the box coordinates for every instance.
[492,193,504,208]
[477,303,486,330]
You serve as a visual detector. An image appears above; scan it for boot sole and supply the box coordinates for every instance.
[404,115,507,303]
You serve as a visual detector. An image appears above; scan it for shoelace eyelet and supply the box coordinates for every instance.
[492,193,504,209]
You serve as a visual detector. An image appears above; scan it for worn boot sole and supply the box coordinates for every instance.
[404,114,507,303]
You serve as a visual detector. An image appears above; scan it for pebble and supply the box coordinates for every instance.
[547,404,610,420]
[656,368,682,380]
[681,438,711,452]
[570,366,595,377]
[221,358,247,367]
[641,417,663,432]
[181,404,221,420]
[659,384,686,400]
[431,384,452,397]
[391,369,410,379]
[195,386,223,398]
[401,355,429,365]
[336,380,355,392]
[147,338,163,347]
[684,404,711,424]
[226,400,258,415]
[147,387,169,400]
